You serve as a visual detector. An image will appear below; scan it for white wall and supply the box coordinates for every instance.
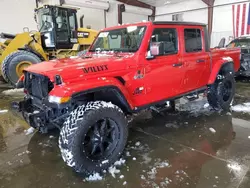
[122,13,148,24]
[211,0,248,47]
[106,1,119,28]
[40,0,61,5]
[0,0,37,34]
[77,8,105,30]
[72,0,119,30]
[211,4,234,47]
[155,0,208,24]
[155,0,249,47]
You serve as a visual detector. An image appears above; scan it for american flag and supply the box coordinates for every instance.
[232,3,250,37]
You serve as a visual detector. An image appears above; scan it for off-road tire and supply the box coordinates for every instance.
[207,74,235,111]
[2,50,41,86]
[58,101,128,175]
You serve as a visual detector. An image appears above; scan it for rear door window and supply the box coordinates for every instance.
[184,29,202,53]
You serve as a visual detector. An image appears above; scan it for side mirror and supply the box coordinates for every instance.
[146,42,164,59]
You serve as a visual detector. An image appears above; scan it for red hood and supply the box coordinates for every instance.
[25,53,135,82]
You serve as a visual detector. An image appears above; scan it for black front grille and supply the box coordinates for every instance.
[24,71,54,99]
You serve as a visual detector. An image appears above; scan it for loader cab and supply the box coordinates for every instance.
[36,5,78,50]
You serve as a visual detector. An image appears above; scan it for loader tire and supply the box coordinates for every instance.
[2,51,41,86]
[1,55,11,83]
[207,73,235,111]
[59,101,128,175]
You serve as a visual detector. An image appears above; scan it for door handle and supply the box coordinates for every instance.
[172,63,183,67]
[196,59,205,63]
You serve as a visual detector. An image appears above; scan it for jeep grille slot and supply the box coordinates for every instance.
[24,71,54,99]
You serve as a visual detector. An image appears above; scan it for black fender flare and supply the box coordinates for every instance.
[219,61,235,75]
[72,86,133,113]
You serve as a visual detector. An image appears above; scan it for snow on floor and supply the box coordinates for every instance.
[176,96,212,116]
[24,127,35,135]
[135,141,141,146]
[156,161,170,168]
[0,109,8,113]
[204,103,210,108]
[84,142,168,183]
[102,160,109,164]
[209,127,216,133]
[17,150,31,157]
[147,167,157,179]
[130,142,153,165]
[141,153,152,164]
[114,158,125,166]
[2,88,24,95]
[85,173,103,181]
[126,151,131,157]
[85,157,127,181]
[165,123,179,129]
[108,166,121,178]
[231,103,250,113]
[139,158,173,187]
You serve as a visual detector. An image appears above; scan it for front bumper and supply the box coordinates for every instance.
[16,96,71,133]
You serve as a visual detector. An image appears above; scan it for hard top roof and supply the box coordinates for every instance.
[101,21,207,31]
[153,21,206,26]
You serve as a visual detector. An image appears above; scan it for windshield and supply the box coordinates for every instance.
[227,38,250,48]
[37,7,77,33]
[90,26,147,52]
[37,8,54,32]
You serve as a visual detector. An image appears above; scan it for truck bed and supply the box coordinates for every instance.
[211,47,241,72]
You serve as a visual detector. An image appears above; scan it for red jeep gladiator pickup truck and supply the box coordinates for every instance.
[16,21,240,175]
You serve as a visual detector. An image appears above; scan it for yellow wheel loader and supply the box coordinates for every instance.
[0,5,98,85]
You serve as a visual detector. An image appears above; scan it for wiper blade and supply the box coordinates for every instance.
[126,48,137,52]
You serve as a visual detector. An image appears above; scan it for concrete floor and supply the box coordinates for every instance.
[0,82,250,188]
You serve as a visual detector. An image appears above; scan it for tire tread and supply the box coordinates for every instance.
[59,101,127,175]
[1,50,41,85]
